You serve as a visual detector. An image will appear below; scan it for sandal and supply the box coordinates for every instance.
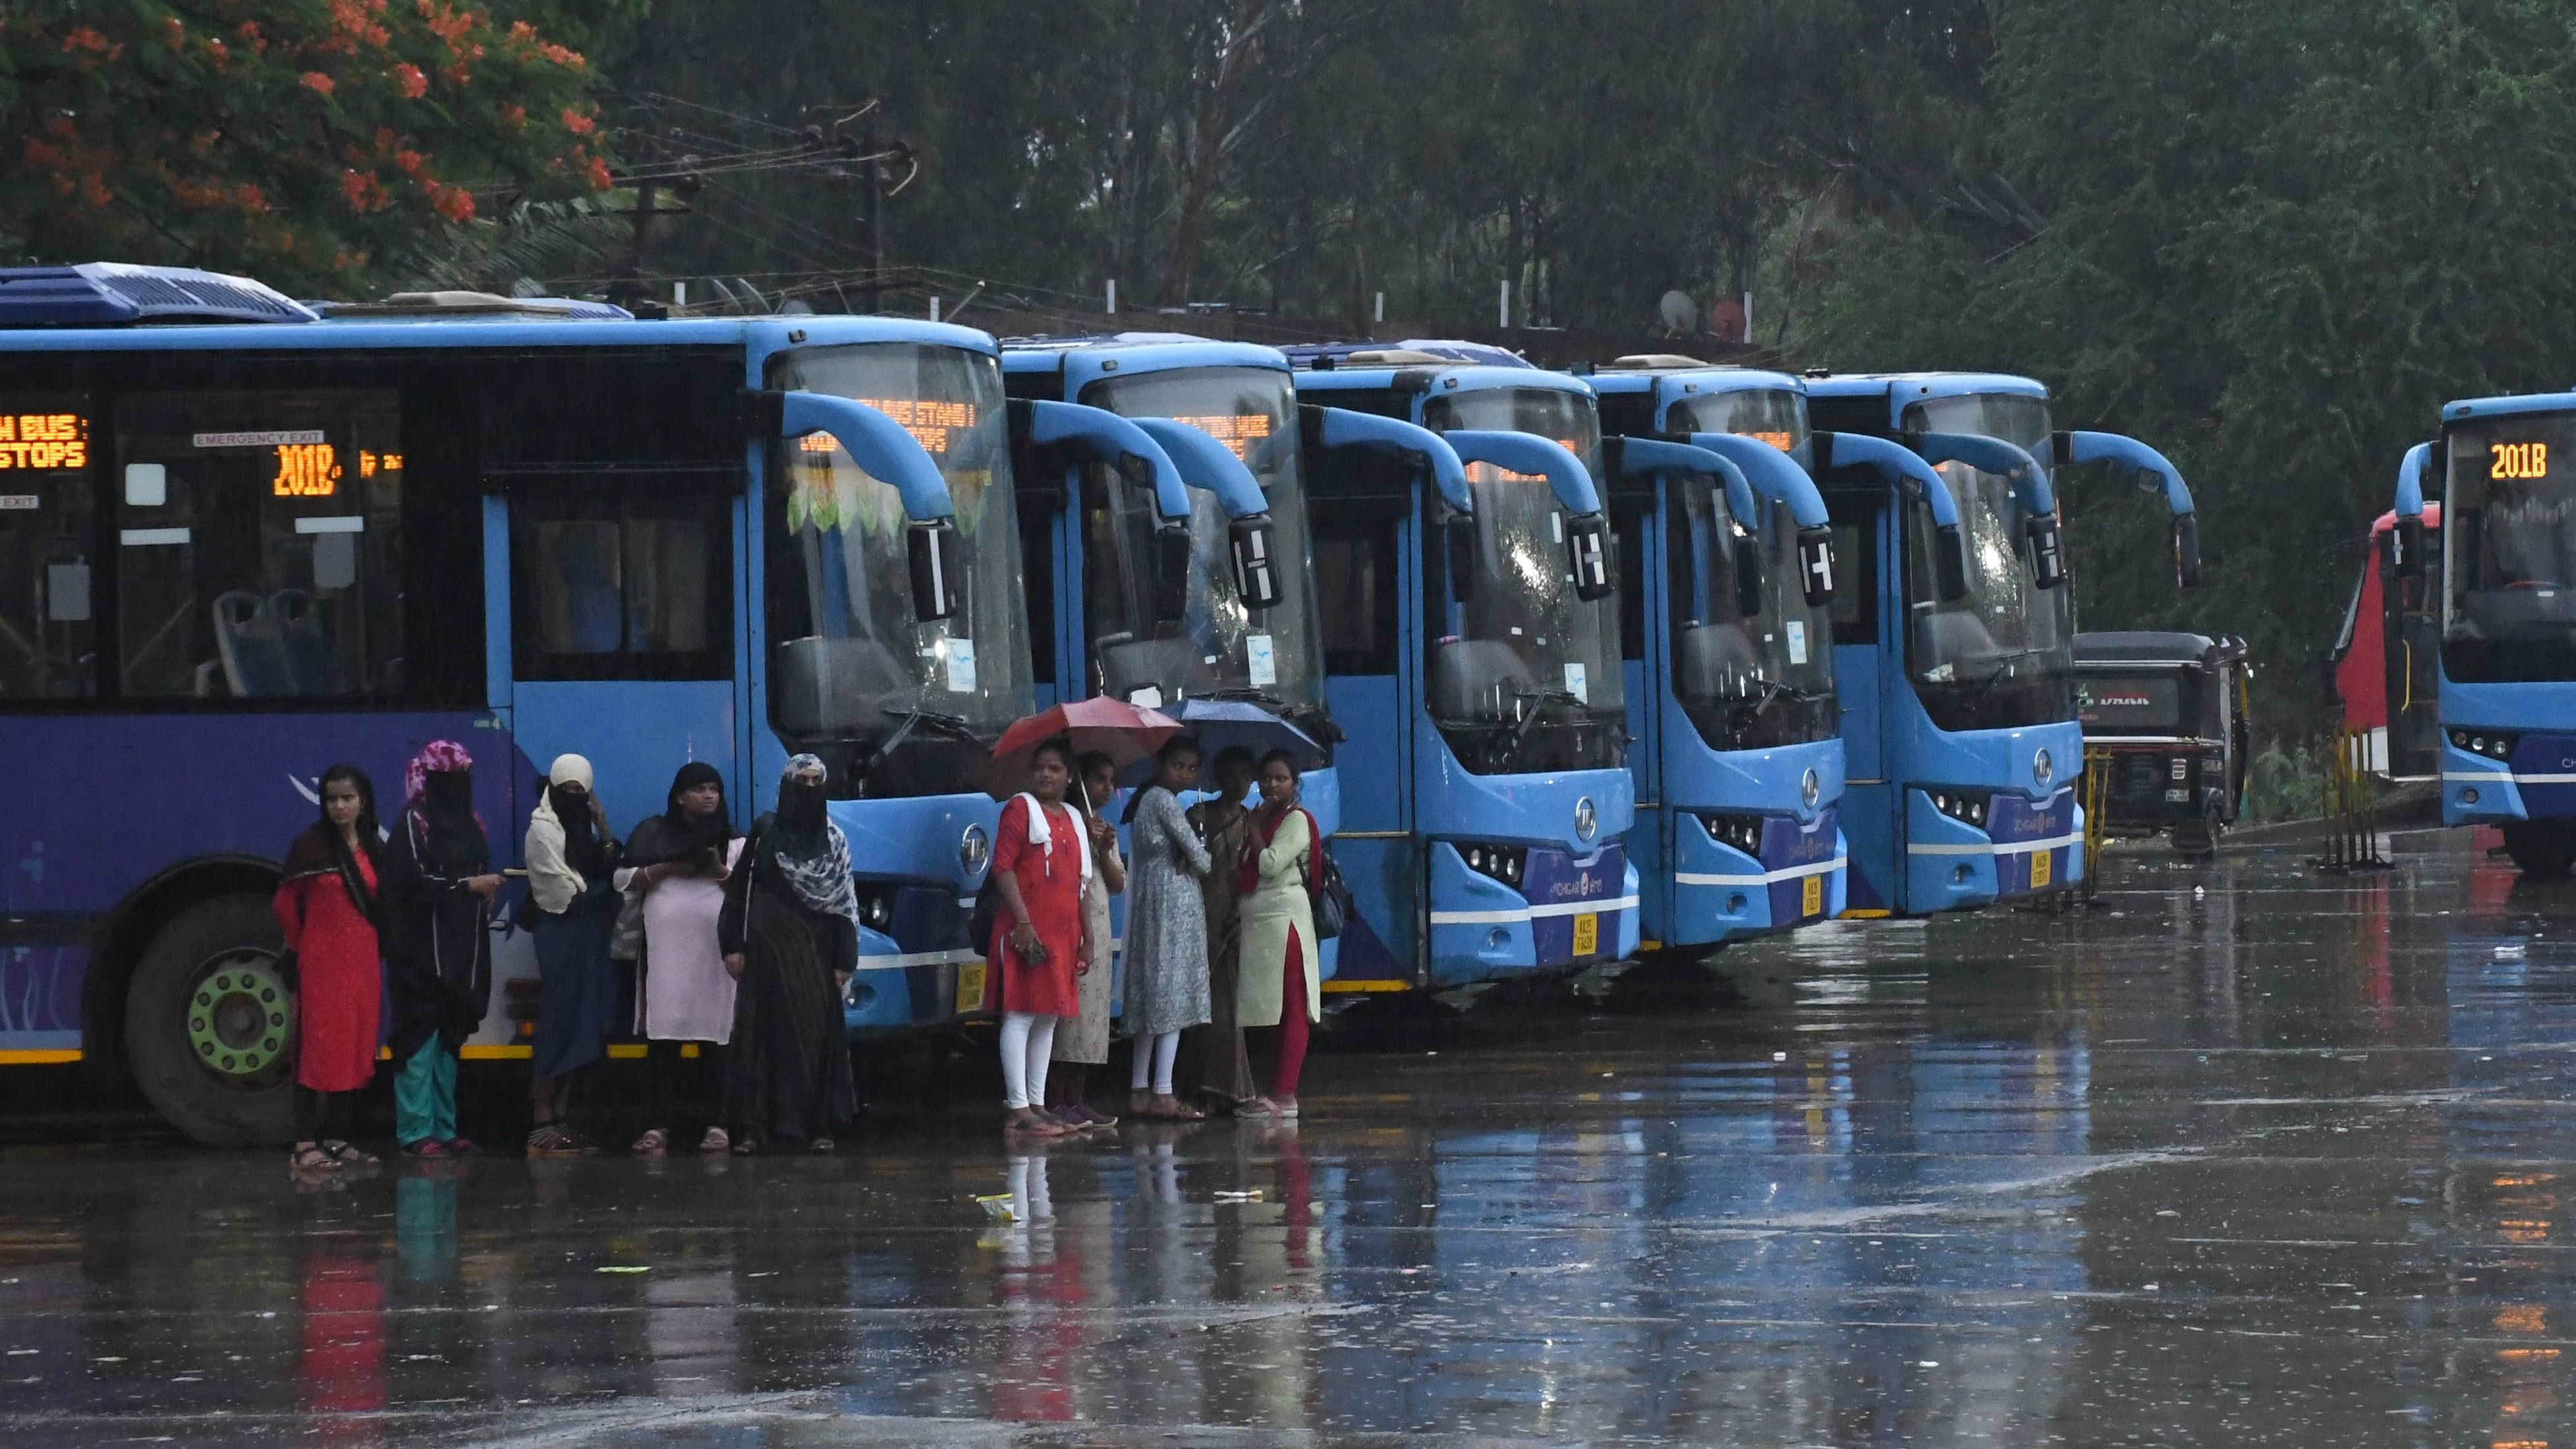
[526,1124,586,1158]
[731,1135,762,1156]
[1150,1094,1206,1122]
[808,1137,835,1154]
[443,1137,478,1156]
[400,1139,447,1158]
[1004,1108,1073,1138]
[291,1144,337,1170]
[698,1127,731,1154]
[322,1140,378,1166]
[631,1129,669,1158]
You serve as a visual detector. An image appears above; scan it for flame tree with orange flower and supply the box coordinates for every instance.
[0,1,632,293]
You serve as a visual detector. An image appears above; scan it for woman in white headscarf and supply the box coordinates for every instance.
[524,753,621,1156]
[717,754,861,1152]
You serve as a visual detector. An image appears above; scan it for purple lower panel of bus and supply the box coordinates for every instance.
[1526,842,1628,967]
[0,711,520,915]
[1,943,84,1036]
[2511,733,2576,820]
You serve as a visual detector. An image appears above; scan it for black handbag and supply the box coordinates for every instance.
[1299,846,1355,942]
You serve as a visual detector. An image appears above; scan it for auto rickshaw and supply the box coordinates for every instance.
[2071,631,2251,856]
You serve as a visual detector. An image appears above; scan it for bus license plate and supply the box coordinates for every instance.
[2029,849,2052,889]
[1571,913,1599,956]
[955,961,988,1015]
[1801,874,1824,918]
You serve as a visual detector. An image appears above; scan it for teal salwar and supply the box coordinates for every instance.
[395,1038,458,1146]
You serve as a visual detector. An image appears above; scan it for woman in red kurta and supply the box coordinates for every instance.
[277,763,386,1170]
[989,739,1088,1136]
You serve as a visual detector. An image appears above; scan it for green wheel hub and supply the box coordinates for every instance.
[186,951,294,1083]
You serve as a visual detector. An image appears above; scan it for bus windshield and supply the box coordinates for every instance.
[1667,386,1808,455]
[1902,393,2073,731]
[1665,474,1837,750]
[1664,389,1835,748]
[1077,366,1328,723]
[1422,386,1626,774]
[762,343,1034,791]
[2444,413,2576,682]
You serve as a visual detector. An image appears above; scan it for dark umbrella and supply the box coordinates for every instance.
[1119,698,1327,785]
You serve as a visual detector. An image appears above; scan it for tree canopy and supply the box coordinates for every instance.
[2,1,628,291]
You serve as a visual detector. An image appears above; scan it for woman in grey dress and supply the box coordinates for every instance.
[1121,737,1214,1120]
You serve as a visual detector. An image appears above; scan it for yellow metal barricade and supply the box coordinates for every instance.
[2322,725,2388,872]
[2080,744,2111,899]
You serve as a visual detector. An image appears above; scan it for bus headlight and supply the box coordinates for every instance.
[1459,843,1527,889]
[2451,729,2517,761]
[1928,791,1990,829]
[1697,812,1766,855]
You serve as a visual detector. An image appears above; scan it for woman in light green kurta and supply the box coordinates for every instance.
[1234,753,1321,1116]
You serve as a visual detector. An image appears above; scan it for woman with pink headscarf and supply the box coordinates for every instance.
[380,740,503,1156]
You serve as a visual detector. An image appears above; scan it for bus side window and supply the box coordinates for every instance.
[0,399,96,702]
[1313,499,1401,676]
[115,391,405,701]
[511,478,733,681]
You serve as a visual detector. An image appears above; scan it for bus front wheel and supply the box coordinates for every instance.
[2503,822,2576,881]
[125,895,297,1146]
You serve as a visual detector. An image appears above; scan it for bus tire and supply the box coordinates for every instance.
[2503,822,2576,880]
[125,895,296,1147]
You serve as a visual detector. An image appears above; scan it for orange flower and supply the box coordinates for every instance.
[586,156,613,191]
[301,71,335,96]
[498,102,525,127]
[430,183,476,223]
[561,108,594,135]
[393,61,427,97]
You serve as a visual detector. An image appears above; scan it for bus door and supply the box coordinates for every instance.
[495,469,747,844]
[2385,534,2442,778]
[1823,486,1892,911]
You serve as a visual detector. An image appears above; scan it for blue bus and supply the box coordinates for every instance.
[2391,393,2576,877]
[1801,373,2197,916]
[0,262,1063,1141]
[1586,360,1849,952]
[1285,344,1636,992]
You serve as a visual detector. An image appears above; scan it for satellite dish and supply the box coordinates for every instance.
[1657,289,1696,334]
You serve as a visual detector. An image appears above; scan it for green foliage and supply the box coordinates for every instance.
[1,0,622,293]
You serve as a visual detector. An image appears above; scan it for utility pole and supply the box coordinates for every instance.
[606,131,660,311]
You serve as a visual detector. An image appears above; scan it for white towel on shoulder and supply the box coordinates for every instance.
[1013,791,1093,884]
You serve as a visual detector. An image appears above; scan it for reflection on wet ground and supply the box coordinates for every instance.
[5,835,2576,1445]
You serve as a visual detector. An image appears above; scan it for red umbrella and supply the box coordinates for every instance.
[980,698,1183,800]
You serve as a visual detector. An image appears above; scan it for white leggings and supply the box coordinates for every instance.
[999,1011,1057,1110]
[1129,1029,1181,1096]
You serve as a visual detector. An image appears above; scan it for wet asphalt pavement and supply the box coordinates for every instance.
[4,833,2575,1446]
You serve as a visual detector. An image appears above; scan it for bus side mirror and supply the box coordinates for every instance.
[2173,513,2204,588]
[1230,515,1281,611]
[907,520,961,621]
[1568,513,1615,602]
[1152,523,1192,622]
[1797,526,1837,607]
[1731,528,1766,619]
[1934,523,1970,602]
[2027,513,2067,589]
[1445,511,1478,602]
[2389,516,2424,580]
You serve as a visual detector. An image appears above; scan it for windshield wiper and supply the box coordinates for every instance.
[1936,648,2057,711]
[866,706,984,770]
[1201,685,1347,743]
[1724,677,1831,725]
